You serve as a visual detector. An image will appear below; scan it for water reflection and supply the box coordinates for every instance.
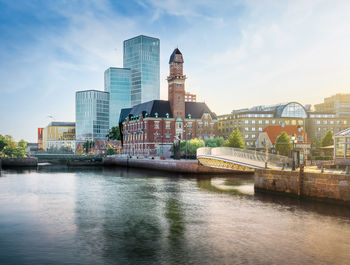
[1,167,350,264]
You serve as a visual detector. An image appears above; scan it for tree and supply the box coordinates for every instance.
[224,129,245,149]
[106,147,116,155]
[106,126,121,140]
[275,132,292,156]
[83,141,94,154]
[321,130,334,147]
[0,134,8,151]
[180,138,205,157]
[321,130,334,157]
[311,137,321,157]
[205,137,225,147]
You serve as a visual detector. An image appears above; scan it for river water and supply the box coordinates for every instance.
[0,167,350,265]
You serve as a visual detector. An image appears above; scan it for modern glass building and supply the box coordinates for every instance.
[75,90,109,142]
[123,35,160,106]
[104,67,131,129]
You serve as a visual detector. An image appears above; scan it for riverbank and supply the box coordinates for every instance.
[103,156,247,174]
[0,157,38,168]
[254,169,350,205]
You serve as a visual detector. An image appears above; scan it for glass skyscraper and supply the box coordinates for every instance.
[75,90,109,142]
[123,35,160,106]
[104,67,131,129]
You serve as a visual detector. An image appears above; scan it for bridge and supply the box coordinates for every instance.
[197,147,292,171]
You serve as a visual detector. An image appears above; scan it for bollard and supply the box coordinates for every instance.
[297,164,304,197]
[321,162,324,173]
[346,165,350,175]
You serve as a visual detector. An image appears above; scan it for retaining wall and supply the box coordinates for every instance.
[255,169,350,204]
[103,156,248,174]
[1,157,38,168]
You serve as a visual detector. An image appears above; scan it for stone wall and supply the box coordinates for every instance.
[103,156,248,174]
[255,169,350,204]
[1,157,38,168]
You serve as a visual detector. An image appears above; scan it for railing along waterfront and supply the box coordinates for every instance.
[197,147,292,169]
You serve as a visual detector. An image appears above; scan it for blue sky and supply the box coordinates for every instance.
[1,0,350,142]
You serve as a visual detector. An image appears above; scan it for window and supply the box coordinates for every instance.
[265,120,270,124]
[244,120,249,124]
[272,120,276,124]
[188,122,192,128]
[166,121,170,129]
[323,120,328,125]
[316,120,321,124]
[258,127,262,131]
[252,120,256,124]
[154,121,159,129]
[245,127,249,131]
[252,127,256,131]
[258,120,262,124]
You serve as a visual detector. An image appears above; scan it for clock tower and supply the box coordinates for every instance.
[167,48,186,121]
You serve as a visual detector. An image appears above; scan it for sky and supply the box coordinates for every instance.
[1,0,350,142]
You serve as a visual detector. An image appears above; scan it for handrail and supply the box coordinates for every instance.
[197,147,292,168]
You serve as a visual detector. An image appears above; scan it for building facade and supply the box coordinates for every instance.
[37,128,44,150]
[217,102,307,148]
[120,48,217,157]
[305,112,350,140]
[75,90,109,142]
[184,92,197,102]
[42,122,76,151]
[314,93,350,117]
[104,67,131,129]
[123,35,160,106]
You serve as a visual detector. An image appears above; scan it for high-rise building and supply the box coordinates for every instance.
[123,35,160,106]
[119,48,217,157]
[104,67,131,129]
[75,90,109,142]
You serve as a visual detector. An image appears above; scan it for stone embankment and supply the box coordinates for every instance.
[255,169,350,204]
[103,156,246,174]
[0,157,38,168]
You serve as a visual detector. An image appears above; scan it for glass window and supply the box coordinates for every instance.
[280,102,307,118]
[154,121,159,129]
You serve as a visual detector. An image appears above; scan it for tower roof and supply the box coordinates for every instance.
[169,48,183,63]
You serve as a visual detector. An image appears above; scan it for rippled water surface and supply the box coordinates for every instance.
[0,167,350,265]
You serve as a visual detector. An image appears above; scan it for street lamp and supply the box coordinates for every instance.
[291,134,298,170]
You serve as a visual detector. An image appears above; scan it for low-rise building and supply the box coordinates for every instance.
[334,128,350,165]
[216,102,307,148]
[42,122,76,151]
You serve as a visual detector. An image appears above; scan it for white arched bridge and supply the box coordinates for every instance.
[197,147,292,172]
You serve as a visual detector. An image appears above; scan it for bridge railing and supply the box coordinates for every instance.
[197,147,292,168]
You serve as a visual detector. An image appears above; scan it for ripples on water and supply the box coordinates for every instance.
[0,167,350,265]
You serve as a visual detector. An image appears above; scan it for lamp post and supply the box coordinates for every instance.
[291,134,298,171]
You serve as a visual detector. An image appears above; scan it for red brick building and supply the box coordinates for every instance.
[120,48,217,157]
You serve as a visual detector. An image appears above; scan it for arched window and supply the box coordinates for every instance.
[280,103,307,118]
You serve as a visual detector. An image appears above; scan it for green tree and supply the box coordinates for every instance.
[0,134,8,151]
[275,132,292,156]
[83,141,94,154]
[18,139,27,149]
[311,137,321,157]
[180,138,205,157]
[224,129,245,149]
[106,147,116,155]
[321,130,334,157]
[205,137,225,147]
[106,126,121,140]
[321,130,334,147]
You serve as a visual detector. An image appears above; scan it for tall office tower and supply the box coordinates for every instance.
[123,35,160,106]
[104,67,131,129]
[75,90,110,142]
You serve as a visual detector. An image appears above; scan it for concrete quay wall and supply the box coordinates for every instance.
[1,157,38,168]
[255,169,350,204]
[103,156,244,174]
